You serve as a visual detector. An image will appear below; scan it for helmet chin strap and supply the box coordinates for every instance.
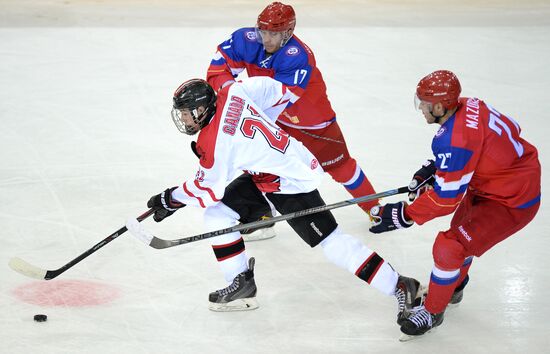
[430,108,447,124]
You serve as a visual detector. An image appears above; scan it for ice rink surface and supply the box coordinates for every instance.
[1,1,549,353]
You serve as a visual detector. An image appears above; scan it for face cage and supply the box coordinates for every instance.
[171,108,201,135]
[255,28,292,48]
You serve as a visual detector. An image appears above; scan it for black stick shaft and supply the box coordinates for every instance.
[43,209,154,279]
[149,186,409,249]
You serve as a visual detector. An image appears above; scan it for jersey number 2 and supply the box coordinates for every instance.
[241,118,290,153]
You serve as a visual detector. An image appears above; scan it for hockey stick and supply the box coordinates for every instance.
[126,186,409,250]
[8,209,154,280]
[298,129,345,144]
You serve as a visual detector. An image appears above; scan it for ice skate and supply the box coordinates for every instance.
[208,257,259,312]
[449,275,469,307]
[394,275,425,326]
[399,306,444,342]
[240,214,276,242]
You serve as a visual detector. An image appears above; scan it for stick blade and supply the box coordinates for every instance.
[125,218,154,245]
[8,257,47,280]
[149,237,175,249]
[125,218,174,249]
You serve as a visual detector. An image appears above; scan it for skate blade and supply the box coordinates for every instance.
[399,333,419,342]
[242,228,276,242]
[399,327,438,342]
[208,297,259,312]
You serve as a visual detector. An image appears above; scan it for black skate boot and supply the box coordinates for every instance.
[449,275,469,306]
[399,306,444,341]
[395,275,424,326]
[208,258,259,312]
[240,213,276,242]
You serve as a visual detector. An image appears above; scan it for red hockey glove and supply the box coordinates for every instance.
[369,202,413,234]
[408,159,436,202]
[147,187,185,222]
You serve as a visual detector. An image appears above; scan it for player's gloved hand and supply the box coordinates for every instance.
[147,187,185,222]
[369,202,413,234]
[408,159,436,202]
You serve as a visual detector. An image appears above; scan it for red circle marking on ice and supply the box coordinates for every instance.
[12,280,121,307]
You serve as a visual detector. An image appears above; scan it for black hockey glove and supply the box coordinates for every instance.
[369,202,413,234]
[147,187,185,222]
[408,159,436,202]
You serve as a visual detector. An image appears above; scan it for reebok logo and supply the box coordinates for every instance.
[458,226,472,242]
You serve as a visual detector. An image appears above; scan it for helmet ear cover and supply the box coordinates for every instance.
[171,79,216,135]
[416,70,461,110]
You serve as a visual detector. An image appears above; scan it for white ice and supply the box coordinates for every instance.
[1,1,549,353]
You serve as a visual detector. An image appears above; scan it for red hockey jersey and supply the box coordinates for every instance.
[207,27,336,129]
[407,97,541,225]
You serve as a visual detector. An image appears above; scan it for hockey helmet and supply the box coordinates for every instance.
[256,2,296,47]
[415,70,462,111]
[171,79,216,135]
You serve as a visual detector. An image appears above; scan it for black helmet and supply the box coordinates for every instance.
[171,79,216,135]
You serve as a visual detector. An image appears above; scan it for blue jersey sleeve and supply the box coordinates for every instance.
[431,116,475,199]
[212,28,262,69]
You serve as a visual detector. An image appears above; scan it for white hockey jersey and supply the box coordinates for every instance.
[172,77,324,208]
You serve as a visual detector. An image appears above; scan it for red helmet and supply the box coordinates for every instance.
[416,70,461,110]
[257,2,296,33]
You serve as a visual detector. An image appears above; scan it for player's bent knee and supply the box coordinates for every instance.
[432,231,467,269]
[326,157,357,183]
[287,211,337,247]
[204,203,241,232]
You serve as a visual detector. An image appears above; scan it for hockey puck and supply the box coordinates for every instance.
[34,314,47,322]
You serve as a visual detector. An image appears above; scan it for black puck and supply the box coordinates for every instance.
[34,314,47,322]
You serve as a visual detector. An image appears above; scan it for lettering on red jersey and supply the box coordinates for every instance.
[465,98,480,129]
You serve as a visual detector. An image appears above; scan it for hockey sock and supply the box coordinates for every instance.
[320,228,398,295]
[424,265,460,314]
[328,160,378,212]
[211,237,248,283]
[425,231,468,313]
[455,256,473,290]
[205,202,248,282]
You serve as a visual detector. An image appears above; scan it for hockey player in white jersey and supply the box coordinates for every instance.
[145,76,421,322]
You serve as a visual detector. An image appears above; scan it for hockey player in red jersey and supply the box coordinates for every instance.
[139,76,423,322]
[369,70,541,340]
[206,2,379,240]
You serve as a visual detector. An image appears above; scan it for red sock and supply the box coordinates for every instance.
[424,264,460,314]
